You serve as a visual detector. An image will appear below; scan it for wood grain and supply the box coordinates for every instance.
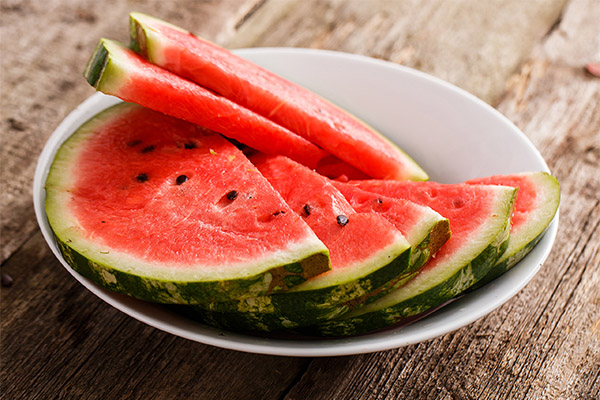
[228,0,567,104]
[0,232,310,400]
[1,0,599,399]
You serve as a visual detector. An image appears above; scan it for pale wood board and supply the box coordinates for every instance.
[1,0,599,398]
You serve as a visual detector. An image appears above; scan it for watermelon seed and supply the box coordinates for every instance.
[176,175,188,185]
[136,173,149,183]
[336,215,349,226]
[272,210,285,217]
[101,221,105,223]
[1,273,14,287]
[303,204,312,216]
[141,145,155,153]
[128,139,142,147]
[184,142,196,149]
[226,190,238,200]
[453,199,465,208]
[375,198,383,204]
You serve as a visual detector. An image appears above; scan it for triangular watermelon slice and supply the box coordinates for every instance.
[128,12,428,181]
[83,39,326,169]
[309,180,517,336]
[192,156,413,332]
[45,103,331,305]
[332,181,450,271]
[466,172,560,285]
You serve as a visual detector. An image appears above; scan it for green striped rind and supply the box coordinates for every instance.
[188,200,450,332]
[52,226,329,305]
[471,172,560,288]
[306,187,516,337]
[83,39,129,92]
[129,12,188,61]
[187,206,450,332]
[403,216,450,272]
[470,230,545,289]
[189,243,412,332]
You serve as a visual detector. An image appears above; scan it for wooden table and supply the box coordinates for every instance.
[2,1,599,398]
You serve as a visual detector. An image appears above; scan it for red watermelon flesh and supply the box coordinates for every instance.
[252,155,411,286]
[466,172,560,274]
[307,180,516,336]
[350,181,515,274]
[45,103,331,304]
[332,181,451,263]
[466,174,540,233]
[83,39,326,169]
[129,12,428,181]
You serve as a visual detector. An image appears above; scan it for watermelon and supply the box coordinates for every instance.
[190,156,413,332]
[308,181,517,336]
[83,39,326,169]
[466,172,560,285]
[332,181,450,271]
[45,103,331,305]
[129,12,428,181]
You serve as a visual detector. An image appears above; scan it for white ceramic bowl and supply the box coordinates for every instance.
[34,48,558,357]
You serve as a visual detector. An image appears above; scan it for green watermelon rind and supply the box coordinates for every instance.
[187,205,450,332]
[308,185,517,337]
[470,172,560,288]
[188,211,449,332]
[189,241,412,331]
[44,103,331,305]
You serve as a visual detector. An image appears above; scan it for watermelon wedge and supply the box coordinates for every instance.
[45,103,331,305]
[83,39,326,169]
[466,172,560,285]
[309,181,517,336]
[129,12,428,181]
[332,181,451,271]
[191,156,413,332]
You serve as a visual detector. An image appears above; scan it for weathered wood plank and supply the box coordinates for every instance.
[0,0,261,263]
[2,0,599,399]
[228,0,567,104]
[0,232,309,400]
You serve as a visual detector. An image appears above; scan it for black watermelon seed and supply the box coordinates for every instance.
[272,210,285,217]
[375,198,383,204]
[1,273,14,287]
[136,173,148,183]
[303,204,312,216]
[226,190,238,200]
[336,214,349,226]
[184,142,196,149]
[141,145,155,153]
[101,221,106,223]
[176,175,188,185]
[128,139,142,147]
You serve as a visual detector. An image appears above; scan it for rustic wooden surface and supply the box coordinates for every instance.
[1,0,598,399]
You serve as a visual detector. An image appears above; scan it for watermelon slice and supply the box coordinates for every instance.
[332,181,450,270]
[45,103,331,305]
[191,156,413,332]
[129,12,428,181]
[83,39,326,169]
[466,172,560,284]
[309,181,517,336]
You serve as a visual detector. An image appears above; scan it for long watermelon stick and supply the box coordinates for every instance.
[129,12,429,181]
[83,39,327,169]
